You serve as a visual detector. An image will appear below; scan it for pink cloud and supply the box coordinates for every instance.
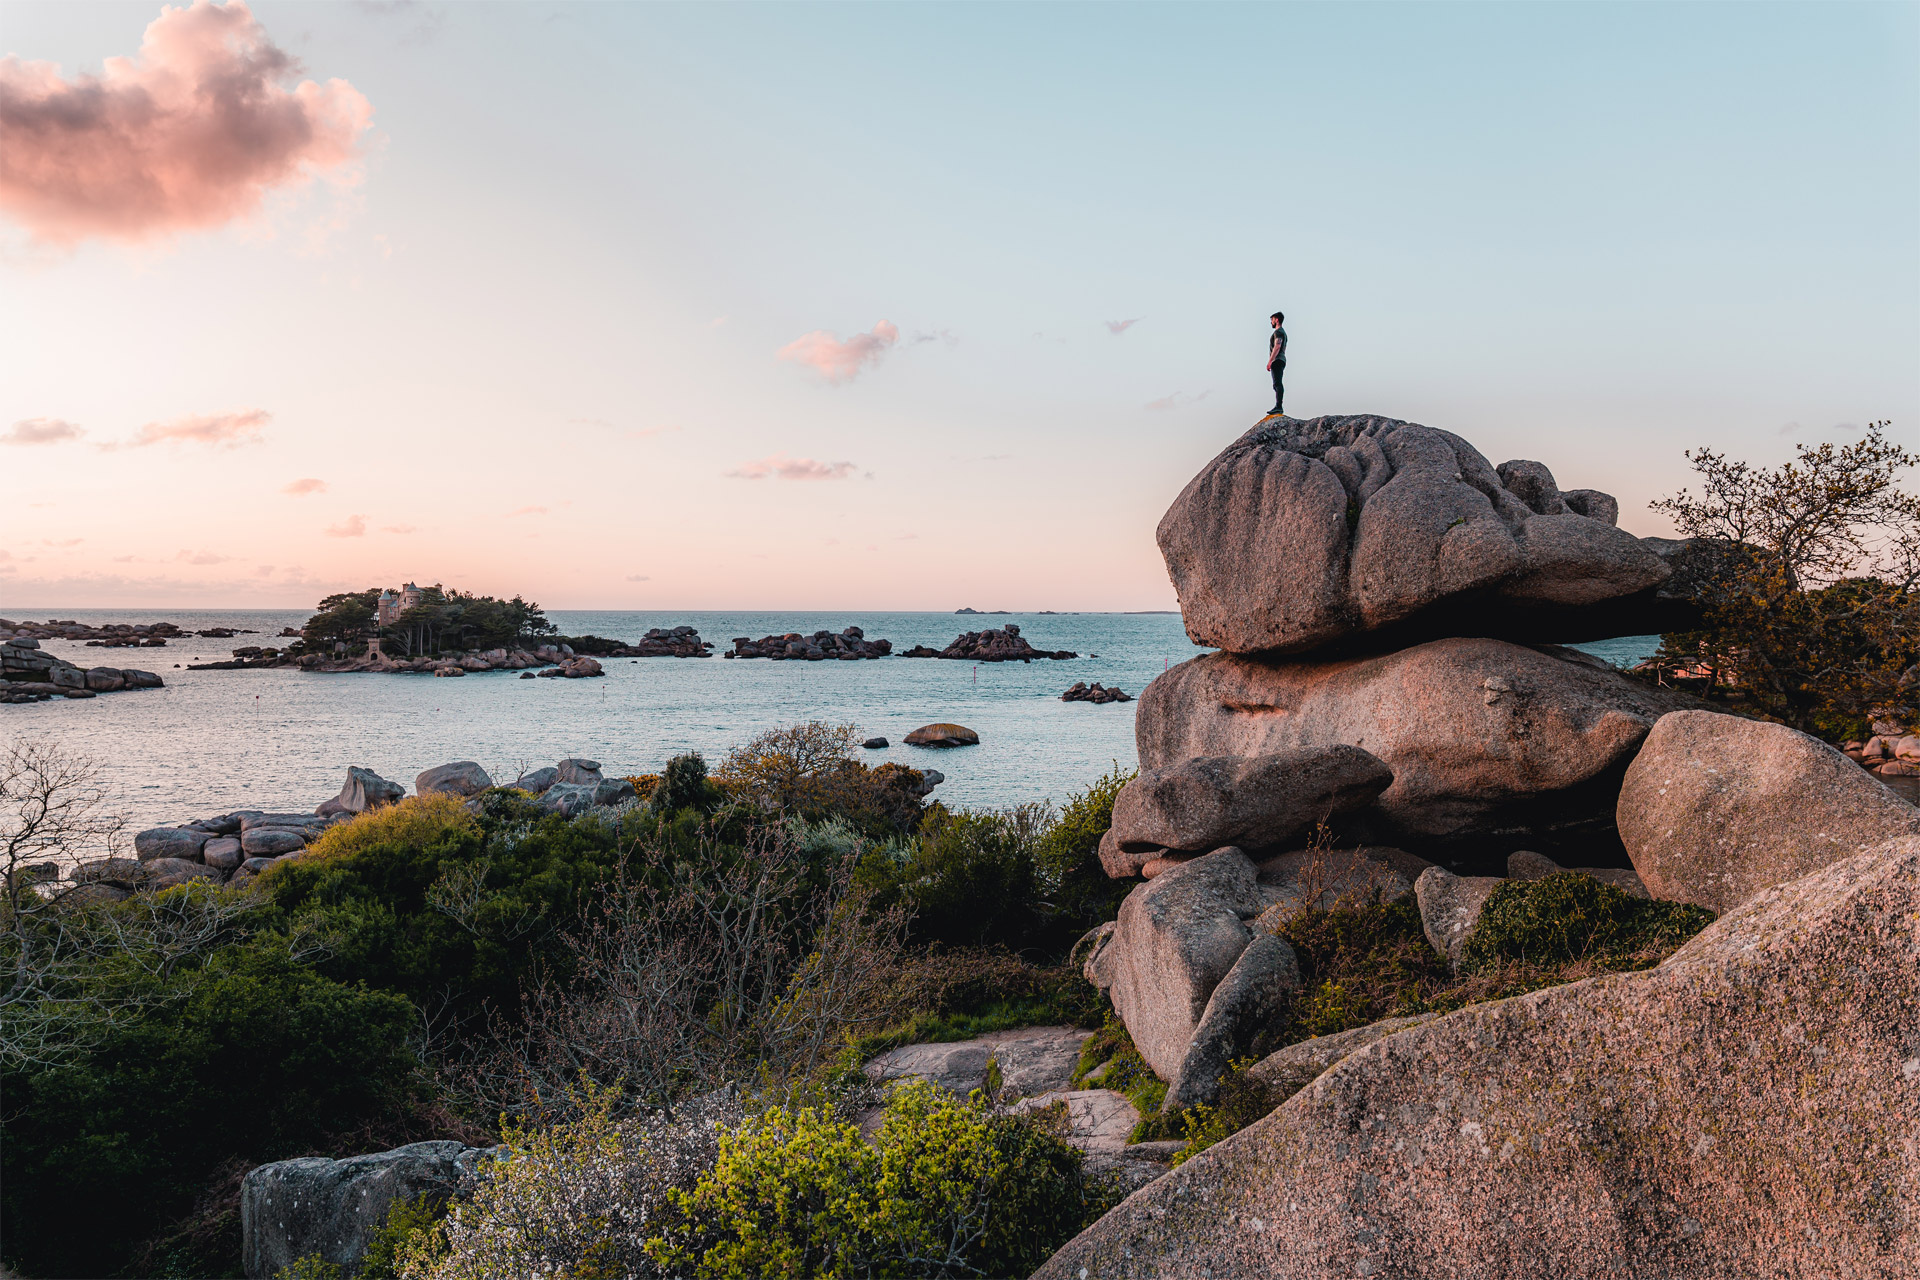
[282,477,327,495]
[778,320,898,384]
[325,514,366,537]
[2,417,84,444]
[508,505,548,517]
[380,523,416,534]
[725,453,858,481]
[128,408,270,448]
[174,549,232,564]
[1106,318,1142,335]
[0,0,373,246]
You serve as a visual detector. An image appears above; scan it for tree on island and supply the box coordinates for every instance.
[1651,420,1920,736]
[299,588,556,658]
[385,588,555,657]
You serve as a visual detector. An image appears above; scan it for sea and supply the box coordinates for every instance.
[3,609,1666,832]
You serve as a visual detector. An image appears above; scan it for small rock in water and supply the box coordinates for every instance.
[862,737,889,749]
[904,723,980,748]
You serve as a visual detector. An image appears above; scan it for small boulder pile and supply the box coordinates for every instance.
[612,626,714,657]
[898,624,1077,661]
[1061,681,1132,703]
[727,626,892,660]
[533,655,604,679]
[506,757,638,814]
[2,636,164,703]
[1844,712,1920,779]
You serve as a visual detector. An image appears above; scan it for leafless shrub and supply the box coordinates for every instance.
[445,827,910,1123]
[0,739,254,1071]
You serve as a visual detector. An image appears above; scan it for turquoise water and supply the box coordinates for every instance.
[2,608,1661,832]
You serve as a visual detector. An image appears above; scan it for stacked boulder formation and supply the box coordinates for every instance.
[727,626,893,660]
[898,624,1077,661]
[2,635,164,703]
[1042,413,1920,1276]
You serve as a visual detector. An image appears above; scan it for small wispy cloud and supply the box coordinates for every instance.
[1106,318,1142,335]
[2,417,84,445]
[325,514,367,538]
[1146,390,1212,411]
[42,538,82,548]
[508,505,548,517]
[725,453,858,481]
[779,320,899,384]
[174,550,233,565]
[380,523,416,534]
[911,329,958,347]
[626,574,651,582]
[124,408,271,449]
[283,478,327,496]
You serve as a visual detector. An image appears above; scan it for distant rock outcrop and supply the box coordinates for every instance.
[1061,681,1132,703]
[899,624,1076,661]
[2,635,163,703]
[727,627,892,660]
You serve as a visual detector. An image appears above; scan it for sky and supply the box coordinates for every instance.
[2,0,1916,611]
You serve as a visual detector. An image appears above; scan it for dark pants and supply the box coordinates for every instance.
[1269,361,1285,412]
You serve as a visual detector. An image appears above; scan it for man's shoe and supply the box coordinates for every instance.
[1267,406,1284,416]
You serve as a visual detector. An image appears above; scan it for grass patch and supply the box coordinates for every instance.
[1459,872,1715,972]
[1070,1016,1169,1138]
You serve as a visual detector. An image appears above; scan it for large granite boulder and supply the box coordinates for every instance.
[203,837,245,870]
[1137,637,1695,861]
[555,757,604,785]
[1618,710,1920,912]
[327,766,406,816]
[141,857,220,888]
[134,827,213,862]
[1103,746,1392,874]
[1164,934,1301,1112]
[1037,835,1920,1279]
[1083,848,1277,1081]
[241,827,309,856]
[415,761,494,798]
[1413,866,1503,968]
[241,1140,493,1278]
[1157,415,1675,656]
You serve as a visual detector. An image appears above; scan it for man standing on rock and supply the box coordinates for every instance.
[1266,311,1287,416]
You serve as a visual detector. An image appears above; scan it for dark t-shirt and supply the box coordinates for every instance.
[1269,326,1288,366]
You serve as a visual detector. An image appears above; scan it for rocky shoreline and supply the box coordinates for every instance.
[726,626,892,660]
[61,758,644,901]
[2,636,164,703]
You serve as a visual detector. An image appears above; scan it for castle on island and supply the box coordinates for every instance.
[375,582,430,627]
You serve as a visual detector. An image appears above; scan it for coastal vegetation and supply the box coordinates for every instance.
[300,588,556,658]
[1649,421,1920,738]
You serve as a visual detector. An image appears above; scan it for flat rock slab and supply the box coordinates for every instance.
[1010,1089,1141,1154]
[1037,837,1920,1280]
[863,1026,1092,1099]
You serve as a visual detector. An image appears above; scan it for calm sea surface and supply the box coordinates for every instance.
[4,610,1664,831]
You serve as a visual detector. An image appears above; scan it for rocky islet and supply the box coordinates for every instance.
[1,631,164,704]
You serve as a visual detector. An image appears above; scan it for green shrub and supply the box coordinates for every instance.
[858,806,1050,951]
[1,944,423,1279]
[1459,872,1715,972]
[275,1258,346,1280]
[1173,1058,1277,1165]
[650,753,723,817]
[359,1192,449,1280]
[648,1081,1100,1279]
[1071,1016,1167,1131]
[1034,765,1133,933]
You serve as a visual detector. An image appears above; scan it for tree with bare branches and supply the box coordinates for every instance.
[1650,422,1920,733]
